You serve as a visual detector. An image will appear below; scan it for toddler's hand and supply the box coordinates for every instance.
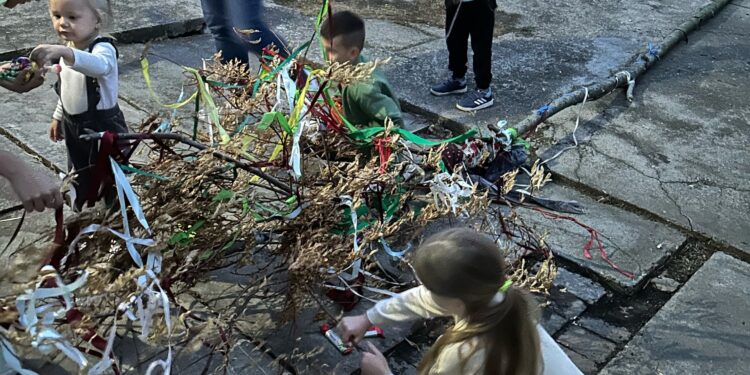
[30,45,72,67]
[49,119,64,142]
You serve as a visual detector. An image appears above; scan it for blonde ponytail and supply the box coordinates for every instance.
[413,228,541,374]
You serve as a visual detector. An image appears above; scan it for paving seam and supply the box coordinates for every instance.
[0,18,205,61]
[549,171,750,262]
[0,127,63,175]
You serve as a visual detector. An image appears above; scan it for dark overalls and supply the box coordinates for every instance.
[55,37,128,210]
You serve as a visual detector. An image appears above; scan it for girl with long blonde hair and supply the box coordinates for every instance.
[339,228,582,375]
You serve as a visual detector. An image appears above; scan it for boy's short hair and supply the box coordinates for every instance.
[319,11,366,51]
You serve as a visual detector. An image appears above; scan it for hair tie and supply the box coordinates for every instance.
[489,280,513,307]
[499,279,512,292]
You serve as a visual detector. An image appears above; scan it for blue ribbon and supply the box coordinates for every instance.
[647,42,661,59]
[536,104,554,116]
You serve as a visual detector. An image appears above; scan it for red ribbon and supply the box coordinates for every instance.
[534,208,635,279]
[373,136,392,174]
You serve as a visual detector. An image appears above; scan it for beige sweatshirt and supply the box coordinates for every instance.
[366,286,583,375]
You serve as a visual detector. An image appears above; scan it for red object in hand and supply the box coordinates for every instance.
[364,326,385,338]
[320,323,353,355]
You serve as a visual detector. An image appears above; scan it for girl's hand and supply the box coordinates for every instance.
[361,342,392,375]
[337,314,371,345]
[49,119,64,142]
[30,45,74,67]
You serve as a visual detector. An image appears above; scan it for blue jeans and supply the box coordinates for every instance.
[200,0,289,65]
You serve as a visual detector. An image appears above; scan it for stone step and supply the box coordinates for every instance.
[516,183,686,292]
[600,252,750,374]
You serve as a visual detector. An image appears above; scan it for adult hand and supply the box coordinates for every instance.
[3,0,34,9]
[337,314,371,345]
[0,65,44,93]
[10,167,63,212]
[0,151,63,212]
[30,44,73,68]
[361,342,392,375]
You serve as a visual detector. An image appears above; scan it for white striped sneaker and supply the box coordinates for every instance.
[456,89,494,112]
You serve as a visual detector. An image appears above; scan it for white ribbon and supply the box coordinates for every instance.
[14,270,90,369]
[1,337,37,375]
[429,172,475,215]
[339,196,362,279]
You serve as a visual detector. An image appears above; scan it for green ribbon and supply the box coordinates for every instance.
[251,41,311,96]
[119,164,169,181]
[348,126,477,146]
[257,111,292,133]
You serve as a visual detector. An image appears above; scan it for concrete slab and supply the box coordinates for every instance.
[537,5,750,253]
[557,326,617,364]
[370,0,715,131]
[118,35,213,115]
[0,82,67,171]
[575,317,631,344]
[541,309,568,336]
[0,0,204,59]
[562,347,597,375]
[114,332,287,375]
[554,267,606,305]
[600,252,750,374]
[518,183,685,291]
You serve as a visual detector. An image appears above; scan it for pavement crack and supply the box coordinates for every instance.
[572,144,585,181]
[587,143,659,180]
[586,143,695,231]
[652,168,695,232]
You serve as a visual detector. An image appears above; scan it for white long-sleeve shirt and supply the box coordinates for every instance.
[52,39,119,120]
[367,286,583,375]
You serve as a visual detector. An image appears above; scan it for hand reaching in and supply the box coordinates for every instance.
[337,314,371,346]
[360,342,392,375]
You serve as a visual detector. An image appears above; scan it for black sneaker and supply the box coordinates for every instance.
[456,88,494,112]
[430,78,468,96]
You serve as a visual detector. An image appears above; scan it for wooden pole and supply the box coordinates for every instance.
[513,0,733,136]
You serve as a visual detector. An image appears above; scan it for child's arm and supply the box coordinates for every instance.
[31,43,116,78]
[66,43,117,78]
[352,84,404,127]
[367,285,452,325]
[338,286,451,344]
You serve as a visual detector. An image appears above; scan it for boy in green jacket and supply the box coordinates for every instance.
[320,11,403,128]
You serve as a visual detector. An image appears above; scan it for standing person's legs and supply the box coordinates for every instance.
[469,1,495,90]
[201,0,249,65]
[228,0,289,58]
[431,2,471,96]
[445,2,470,81]
[455,0,495,111]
